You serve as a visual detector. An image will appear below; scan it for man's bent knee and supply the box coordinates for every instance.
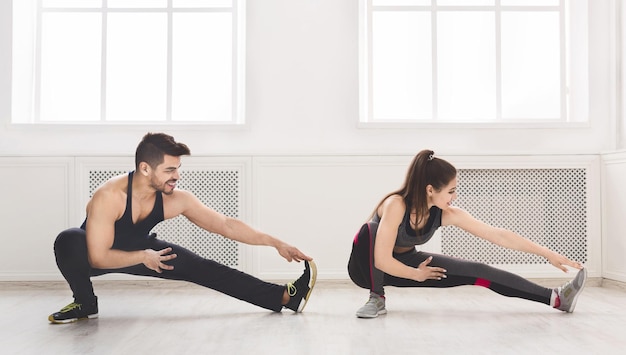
[54,228,86,254]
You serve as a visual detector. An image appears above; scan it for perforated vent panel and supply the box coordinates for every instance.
[88,170,240,267]
[441,169,587,265]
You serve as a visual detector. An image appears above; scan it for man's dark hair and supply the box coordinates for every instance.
[135,132,191,170]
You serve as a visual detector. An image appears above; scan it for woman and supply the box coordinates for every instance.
[347,150,587,318]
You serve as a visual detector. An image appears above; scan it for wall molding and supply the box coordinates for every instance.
[0,154,609,281]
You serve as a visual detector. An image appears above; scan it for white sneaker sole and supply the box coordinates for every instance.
[356,308,387,318]
[48,313,98,324]
[296,260,317,312]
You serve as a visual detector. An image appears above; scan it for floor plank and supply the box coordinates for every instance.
[2,280,625,354]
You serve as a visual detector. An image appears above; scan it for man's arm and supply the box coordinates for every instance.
[85,190,177,273]
[176,190,311,262]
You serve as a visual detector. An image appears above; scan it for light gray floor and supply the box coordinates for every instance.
[2,279,626,355]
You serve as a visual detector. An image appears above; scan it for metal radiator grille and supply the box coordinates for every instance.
[88,170,239,267]
[441,168,587,265]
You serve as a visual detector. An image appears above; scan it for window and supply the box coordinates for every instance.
[12,0,245,124]
[359,0,588,124]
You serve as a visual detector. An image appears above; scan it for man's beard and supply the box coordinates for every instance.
[150,177,176,195]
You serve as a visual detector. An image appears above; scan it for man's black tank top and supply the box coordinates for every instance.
[81,171,164,244]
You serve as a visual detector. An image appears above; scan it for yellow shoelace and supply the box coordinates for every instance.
[287,283,297,297]
[60,302,81,313]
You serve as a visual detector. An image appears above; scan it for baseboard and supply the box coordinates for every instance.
[0,277,615,290]
[601,278,626,291]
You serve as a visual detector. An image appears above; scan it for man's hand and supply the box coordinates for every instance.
[143,247,177,273]
[275,242,312,262]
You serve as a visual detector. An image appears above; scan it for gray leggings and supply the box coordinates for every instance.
[347,222,552,305]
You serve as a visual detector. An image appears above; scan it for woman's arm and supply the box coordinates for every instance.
[443,206,583,272]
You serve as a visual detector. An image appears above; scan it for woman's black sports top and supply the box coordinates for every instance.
[372,205,442,247]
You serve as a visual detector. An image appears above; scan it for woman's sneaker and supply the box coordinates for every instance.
[356,292,386,318]
[284,260,317,313]
[48,297,98,324]
[555,268,587,313]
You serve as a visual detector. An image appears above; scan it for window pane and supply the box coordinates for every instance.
[372,12,432,120]
[372,0,430,6]
[107,0,167,8]
[501,12,560,119]
[174,0,233,8]
[40,13,101,121]
[106,13,167,121]
[172,13,232,122]
[501,0,559,6]
[437,11,496,120]
[437,0,494,6]
[42,0,102,7]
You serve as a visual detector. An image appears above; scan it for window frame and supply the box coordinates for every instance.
[12,0,246,126]
[358,0,589,128]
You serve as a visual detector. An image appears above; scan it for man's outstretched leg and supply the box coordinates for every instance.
[49,228,318,323]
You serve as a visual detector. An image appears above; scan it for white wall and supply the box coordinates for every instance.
[0,157,75,280]
[0,0,617,156]
[252,154,603,280]
[601,151,626,283]
[0,0,624,282]
[0,154,604,281]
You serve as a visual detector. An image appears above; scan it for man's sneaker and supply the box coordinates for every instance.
[356,292,387,318]
[555,268,587,313]
[284,260,317,312]
[48,297,98,324]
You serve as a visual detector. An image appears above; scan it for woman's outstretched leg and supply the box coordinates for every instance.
[387,250,579,307]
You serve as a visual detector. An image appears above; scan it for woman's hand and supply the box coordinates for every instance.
[415,256,447,282]
[545,250,583,272]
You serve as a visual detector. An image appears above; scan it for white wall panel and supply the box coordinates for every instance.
[0,157,73,280]
[75,156,251,280]
[451,154,603,278]
[0,154,604,282]
[253,155,601,280]
[602,151,626,282]
[253,156,411,279]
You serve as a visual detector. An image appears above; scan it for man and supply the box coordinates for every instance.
[49,132,316,323]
